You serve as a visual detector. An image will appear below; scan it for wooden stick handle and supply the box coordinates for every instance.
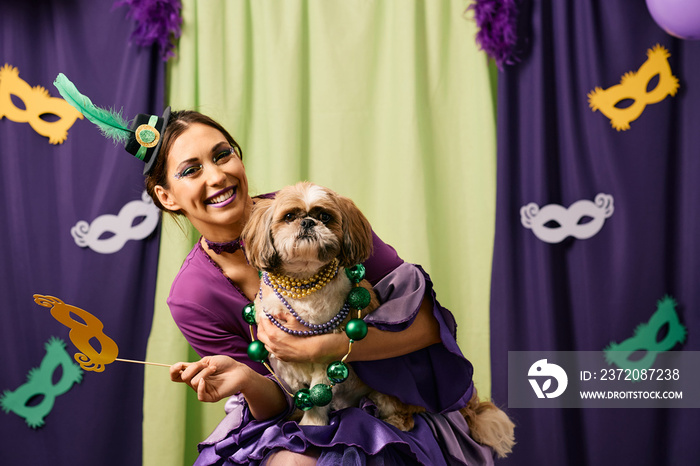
[115,358,171,368]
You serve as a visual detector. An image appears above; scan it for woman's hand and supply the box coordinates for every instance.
[255,316,347,364]
[170,355,290,420]
[255,293,441,364]
[170,355,250,402]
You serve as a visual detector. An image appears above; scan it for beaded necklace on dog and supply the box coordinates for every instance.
[260,261,349,336]
[243,264,371,410]
[265,258,340,299]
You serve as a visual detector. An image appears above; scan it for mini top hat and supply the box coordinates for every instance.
[124,108,171,175]
[53,73,170,175]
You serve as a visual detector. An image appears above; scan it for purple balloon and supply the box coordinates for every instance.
[647,0,700,40]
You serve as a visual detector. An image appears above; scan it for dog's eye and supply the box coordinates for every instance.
[318,212,332,224]
[284,213,296,222]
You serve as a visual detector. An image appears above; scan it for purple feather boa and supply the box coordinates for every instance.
[468,0,520,69]
[114,0,183,61]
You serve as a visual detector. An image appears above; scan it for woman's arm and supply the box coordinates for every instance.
[347,294,441,361]
[255,292,441,364]
[170,355,288,420]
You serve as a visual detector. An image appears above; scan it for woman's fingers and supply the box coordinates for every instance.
[195,369,217,401]
[170,361,188,382]
[196,377,208,401]
[190,364,217,389]
[255,317,272,346]
[171,359,213,388]
[171,356,248,402]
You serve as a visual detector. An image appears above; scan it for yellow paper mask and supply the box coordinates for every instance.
[588,44,679,131]
[33,295,119,372]
[0,64,83,144]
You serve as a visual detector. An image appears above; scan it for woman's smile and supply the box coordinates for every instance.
[206,186,237,207]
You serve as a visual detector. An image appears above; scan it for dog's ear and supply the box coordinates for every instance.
[242,198,280,271]
[337,195,374,268]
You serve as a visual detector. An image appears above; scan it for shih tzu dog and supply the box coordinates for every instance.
[241,181,421,431]
[241,182,515,456]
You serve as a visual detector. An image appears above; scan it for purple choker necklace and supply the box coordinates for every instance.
[204,237,243,255]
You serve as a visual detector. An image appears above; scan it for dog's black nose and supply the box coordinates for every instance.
[301,218,316,229]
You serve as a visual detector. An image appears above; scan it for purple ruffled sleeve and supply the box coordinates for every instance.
[168,244,267,373]
[352,263,475,413]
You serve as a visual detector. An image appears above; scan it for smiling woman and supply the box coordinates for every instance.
[138,109,509,464]
[52,15,505,455]
[55,71,507,461]
[145,112,254,244]
[146,111,250,233]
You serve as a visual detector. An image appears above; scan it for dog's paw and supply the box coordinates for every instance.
[368,391,425,432]
[382,412,416,432]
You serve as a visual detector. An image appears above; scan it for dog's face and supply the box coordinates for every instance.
[242,182,373,276]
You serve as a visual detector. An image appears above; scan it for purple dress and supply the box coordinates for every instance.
[168,230,495,465]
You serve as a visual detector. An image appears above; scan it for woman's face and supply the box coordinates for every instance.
[154,122,250,240]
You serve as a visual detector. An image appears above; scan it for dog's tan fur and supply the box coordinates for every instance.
[242,182,515,454]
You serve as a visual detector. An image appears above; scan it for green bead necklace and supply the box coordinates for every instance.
[243,264,370,410]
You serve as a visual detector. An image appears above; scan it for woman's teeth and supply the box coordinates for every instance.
[208,189,234,204]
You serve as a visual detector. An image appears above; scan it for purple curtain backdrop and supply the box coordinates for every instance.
[0,1,163,465]
[491,1,700,465]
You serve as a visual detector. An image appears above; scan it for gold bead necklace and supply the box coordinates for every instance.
[266,258,339,299]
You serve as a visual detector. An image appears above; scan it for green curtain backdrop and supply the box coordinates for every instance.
[143,1,496,464]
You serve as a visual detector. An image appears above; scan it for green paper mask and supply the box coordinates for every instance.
[604,295,687,371]
[0,337,83,428]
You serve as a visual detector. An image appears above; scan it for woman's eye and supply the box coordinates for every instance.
[214,148,234,164]
[319,212,331,223]
[179,165,202,178]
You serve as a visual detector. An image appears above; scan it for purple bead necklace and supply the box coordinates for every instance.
[259,272,350,336]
